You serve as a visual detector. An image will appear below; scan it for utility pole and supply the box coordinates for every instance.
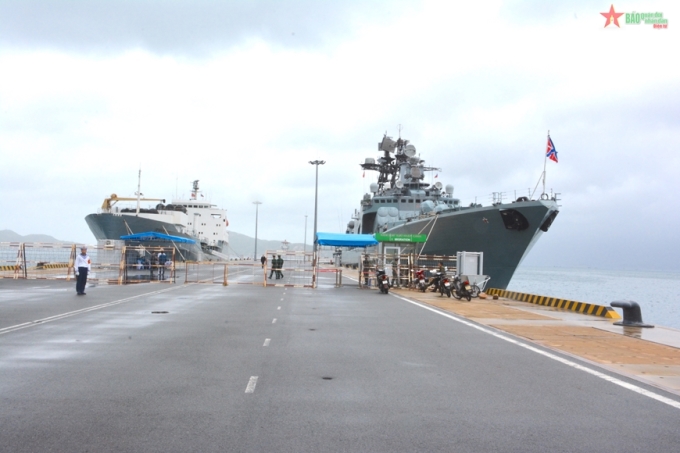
[253,201,262,260]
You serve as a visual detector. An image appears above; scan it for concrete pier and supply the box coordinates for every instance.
[1,267,679,452]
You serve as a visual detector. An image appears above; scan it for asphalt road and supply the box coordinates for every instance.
[1,273,679,453]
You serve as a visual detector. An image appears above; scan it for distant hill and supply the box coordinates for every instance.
[0,228,312,258]
[226,231,310,258]
[0,229,69,243]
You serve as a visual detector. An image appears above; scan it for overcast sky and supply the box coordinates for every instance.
[1,0,678,271]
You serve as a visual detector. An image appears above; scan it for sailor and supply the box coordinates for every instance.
[276,255,284,279]
[158,250,167,280]
[75,246,91,295]
[268,254,277,279]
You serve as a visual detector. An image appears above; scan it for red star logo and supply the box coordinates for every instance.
[601,4,624,28]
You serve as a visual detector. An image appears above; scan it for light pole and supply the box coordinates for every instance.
[304,214,308,254]
[253,201,262,261]
[309,160,325,287]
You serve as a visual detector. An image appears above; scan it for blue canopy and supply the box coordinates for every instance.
[120,232,197,244]
[316,232,378,247]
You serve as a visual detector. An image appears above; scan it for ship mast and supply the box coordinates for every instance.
[135,169,142,216]
[542,130,549,196]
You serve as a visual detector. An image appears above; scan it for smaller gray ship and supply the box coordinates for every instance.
[86,176,229,261]
[344,134,560,289]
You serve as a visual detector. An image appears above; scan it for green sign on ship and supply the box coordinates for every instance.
[375,233,427,243]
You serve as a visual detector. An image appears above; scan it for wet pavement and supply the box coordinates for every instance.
[2,271,680,452]
[343,268,680,396]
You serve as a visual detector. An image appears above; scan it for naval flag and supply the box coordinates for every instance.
[546,136,558,163]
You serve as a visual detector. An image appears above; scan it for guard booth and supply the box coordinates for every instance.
[373,232,429,288]
[456,251,490,292]
[120,232,192,283]
[315,233,379,288]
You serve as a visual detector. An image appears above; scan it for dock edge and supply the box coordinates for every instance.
[486,288,621,319]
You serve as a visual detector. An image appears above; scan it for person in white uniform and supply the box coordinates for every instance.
[75,246,91,295]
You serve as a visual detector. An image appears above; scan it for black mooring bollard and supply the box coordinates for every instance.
[610,300,654,328]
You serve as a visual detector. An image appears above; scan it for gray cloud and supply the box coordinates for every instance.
[0,0,418,55]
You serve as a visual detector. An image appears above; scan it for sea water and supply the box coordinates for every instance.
[507,267,680,331]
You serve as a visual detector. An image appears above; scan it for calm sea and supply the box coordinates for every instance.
[506,267,680,331]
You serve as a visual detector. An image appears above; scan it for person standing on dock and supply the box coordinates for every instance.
[260,255,267,269]
[75,246,91,295]
[158,250,167,280]
[268,254,277,279]
[276,255,284,279]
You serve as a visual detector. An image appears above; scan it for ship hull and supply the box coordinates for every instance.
[351,200,558,289]
[85,213,208,261]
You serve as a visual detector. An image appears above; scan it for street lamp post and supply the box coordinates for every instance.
[309,160,325,287]
[253,201,262,261]
[304,214,308,254]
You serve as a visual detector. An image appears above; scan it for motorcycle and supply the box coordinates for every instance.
[376,269,390,294]
[452,275,472,301]
[414,269,427,292]
[439,274,452,298]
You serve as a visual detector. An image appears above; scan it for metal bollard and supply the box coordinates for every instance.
[335,269,342,287]
[610,300,654,328]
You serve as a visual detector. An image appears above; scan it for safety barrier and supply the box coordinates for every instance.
[318,268,343,288]
[1,242,76,281]
[183,261,230,285]
[357,252,457,289]
[263,250,315,288]
[485,288,621,319]
[0,242,178,285]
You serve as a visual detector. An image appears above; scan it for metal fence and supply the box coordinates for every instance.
[0,242,177,284]
[1,243,327,289]
[263,250,315,288]
[358,253,457,289]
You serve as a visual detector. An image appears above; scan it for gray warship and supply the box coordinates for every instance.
[344,134,559,289]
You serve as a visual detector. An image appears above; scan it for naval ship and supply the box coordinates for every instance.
[85,177,229,261]
[344,134,560,289]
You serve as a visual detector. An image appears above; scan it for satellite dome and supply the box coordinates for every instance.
[404,144,416,157]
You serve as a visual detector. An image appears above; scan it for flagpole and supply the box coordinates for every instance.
[542,130,549,196]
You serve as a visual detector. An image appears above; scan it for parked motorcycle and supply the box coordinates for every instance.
[414,269,427,292]
[452,275,472,301]
[376,269,390,294]
[439,274,452,298]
